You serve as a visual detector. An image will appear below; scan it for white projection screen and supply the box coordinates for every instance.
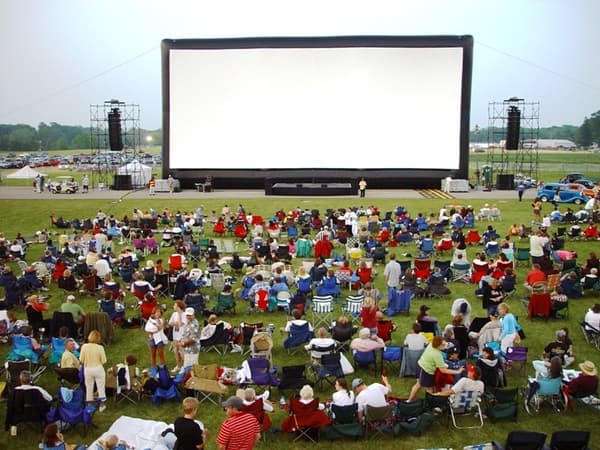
[162,36,473,189]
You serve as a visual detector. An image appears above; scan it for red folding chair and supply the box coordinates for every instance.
[413,259,432,280]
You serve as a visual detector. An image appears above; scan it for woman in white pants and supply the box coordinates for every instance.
[79,329,107,412]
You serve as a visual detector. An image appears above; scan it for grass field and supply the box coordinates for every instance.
[1,194,599,449]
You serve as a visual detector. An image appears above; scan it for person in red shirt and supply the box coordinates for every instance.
[216,396,260,450]
[524,263,547,293]
[359,296,378,333]
[568,360,598,397]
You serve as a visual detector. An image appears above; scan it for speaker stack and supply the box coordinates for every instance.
[496,174,515,190]
[107,108,123,151]
[505,106,521,150]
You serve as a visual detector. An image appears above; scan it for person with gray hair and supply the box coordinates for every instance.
[541,329,575,368]
[349,327,385,353]
[15,370,53,402]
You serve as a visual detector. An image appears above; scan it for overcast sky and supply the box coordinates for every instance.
[0,0,598,130]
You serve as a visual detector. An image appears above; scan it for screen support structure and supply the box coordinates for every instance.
[89,100,141,189]
[486,99,539,188]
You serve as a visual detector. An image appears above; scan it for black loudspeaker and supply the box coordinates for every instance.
[496,174,514,190]
[113,174,131,190]
[107,108,123,151]
[505,106,521,150]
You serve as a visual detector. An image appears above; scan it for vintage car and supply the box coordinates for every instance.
[536,183,589,204]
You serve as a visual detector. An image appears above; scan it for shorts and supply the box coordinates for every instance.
[417,366,435,388]
[148,339,165,349]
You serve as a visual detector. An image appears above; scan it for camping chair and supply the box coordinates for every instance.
[243,357,280,393]
[524,376,567,414]
[209,272,226,294]
[321,403,363,440]
[53,366,81,388]
[448,390,484,429]
[527,293,552,319]
[394,399,435,436]
[353,350,378,374]
[284,322,314,355]
[497,430,547,450]
[242,398,272,437]
[283,396,329,443]
[275,291,291,315]
[386,288,412,316]
[313,351,344,390]
[342,294,364,320]
[547,430,591,450]
[278,365,313,393]
[5,360,44,395]
[50,311,78,339]
[184,293,205,314]
[82,312,113,345]
[46,386,96,436]
[413,258,432,279]
[364,404,395,439]
[250,331,273,362]
[484,388,519,423]
[515,247,531,267]
[5,384,50,433]
[240,322,264,355]
[200,322,229,355]
[184,363,228,406]
[470,262,489,284]
[580,321,600,350]
[381,346,402,373]
[451,262,471,283]
[311,295,334,330]
[214,292,236,315]
[400,347,424,377]
[106,363,143,404]
[5,335,47,365]
[504,346,528,375]
[152,365,190,405]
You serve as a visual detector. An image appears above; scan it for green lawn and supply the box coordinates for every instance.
[1,196,599,449]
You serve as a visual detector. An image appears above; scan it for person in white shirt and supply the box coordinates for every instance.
[529,230,549,263]
[281,309,313,333]
[305,327,336,359]
[383,254,402,294]
[15,370,53,402]
[352,375,391,419]
[331,377,355,407]
[434,366,485,408]
[584,303,600,331]
[404,322,429,351]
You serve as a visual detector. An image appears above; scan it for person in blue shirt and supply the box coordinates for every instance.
[498,302,518,353]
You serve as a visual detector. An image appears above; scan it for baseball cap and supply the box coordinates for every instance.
[351,378,364,390]
[185,307,195,316]
[222,396,243,410]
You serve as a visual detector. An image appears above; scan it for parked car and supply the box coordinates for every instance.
[560,173,585,183]
[567,183,597,199]
[536,183,589,204]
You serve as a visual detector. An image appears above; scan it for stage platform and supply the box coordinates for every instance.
[267,182,354,196]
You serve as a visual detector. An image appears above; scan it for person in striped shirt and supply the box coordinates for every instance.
[216,396,260,450]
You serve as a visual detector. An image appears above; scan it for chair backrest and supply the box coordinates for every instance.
[344,295,364,314]
[505,346,528,362]
[537,376,562,396]
[414,259,431,270]
[548,430,590,450]
[354,349,376,364]
[417,319,437,333]
[312,296,334,313]
[504,430,547,450]
[365,404,394,421]
[331,403,359,424]
[451,389,481,410]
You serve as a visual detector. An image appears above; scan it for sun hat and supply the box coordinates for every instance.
[579,360,597,376]
[184,307,195,316]
[351,378,364,390]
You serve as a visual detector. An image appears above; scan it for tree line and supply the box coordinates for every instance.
[0,123,161,152]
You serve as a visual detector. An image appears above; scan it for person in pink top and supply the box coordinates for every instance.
[350,327,385,353]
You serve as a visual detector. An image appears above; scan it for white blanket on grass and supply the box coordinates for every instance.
[90,415,172,450]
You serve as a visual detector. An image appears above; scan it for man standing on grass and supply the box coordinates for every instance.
[216,396,260,450]
[383,253,401,295]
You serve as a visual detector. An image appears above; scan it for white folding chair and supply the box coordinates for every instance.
[310,295,334,330]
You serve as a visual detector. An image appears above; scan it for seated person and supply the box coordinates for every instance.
[526,356,563,405]
[550,286,569,317]
[500,267,517,293]
[305,327,337,359]
[403,322,429,350]
[57,269,80,293]
[240,387,273,432]
[200,314,233,341]
[329,315,357,344]
[60,294,86,327]
[350,327,385,353]
[560,271,583,299]
[584,303,600,331]
[281,384,330,434]
[476,346,505,390]
[581,268,599,290]
[60,338,81,369]
[523,264,546,293]
[538,329,574,368]
[425,267,451,297]
[568,360,598,397]
[434,366,485,407]
[358,282,382,306]
[316,270,341,297]
[469,311,502,353]
[352,375,392,420]
[281,308,313,334]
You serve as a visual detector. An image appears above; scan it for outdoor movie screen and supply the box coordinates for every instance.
[163,36,472,172]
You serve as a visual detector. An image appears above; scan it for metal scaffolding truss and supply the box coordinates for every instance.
[487,98,540,186]
[89,100,141,188]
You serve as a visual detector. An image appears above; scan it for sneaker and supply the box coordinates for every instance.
[230,344,243,353]
[40,287,49,291]
[98,404,107,413]
[171,366,181,374]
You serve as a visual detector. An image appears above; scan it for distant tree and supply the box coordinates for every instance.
[576,117,593,147]
[8,126,38,151]
[71,132,91,150]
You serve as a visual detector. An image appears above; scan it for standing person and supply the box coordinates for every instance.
[178,308,200,369]
[407,336,465,401]
[169,300,187,374]
[174,397,207,450]
[383,253,401,296]
[532,197,542,223]
[358,178,367,198]
[81,174,89,193]
[167,174,174,194]
[517,182,525,201]
[145,306,168,372]
[148,176,156,196]
[79,330,107,412]
[498,302,518,353]
[216,396,261,450]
